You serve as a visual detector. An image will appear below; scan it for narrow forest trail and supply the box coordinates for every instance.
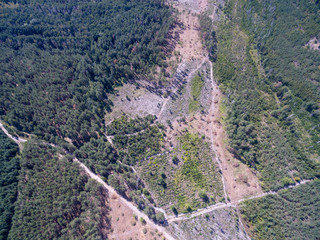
[167,178,313,223]
[0,122,176,240]
[0,121,27,150]
[1,1,315,240]
[73,158,176,240]
[0,83,315,240]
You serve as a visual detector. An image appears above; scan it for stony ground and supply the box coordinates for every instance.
[104,0,263,239]
[167,207,249,240]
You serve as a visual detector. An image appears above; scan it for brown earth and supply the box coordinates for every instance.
[171,2,206,61]
[108,193,166,240]
[162,60,263,203]
[209,74,263,203]
[104,1,263,239]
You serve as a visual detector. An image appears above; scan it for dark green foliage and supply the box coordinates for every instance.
[0,131,19,240]
[172,155,179,165]
[199,190,208,202]
[75,136,116,177]
[170,205,178,215]
[155,212,165,224]
[240,180,320,240]
[0,0,174,146]
[106,114,156,136]
[199,13,217,61]
[215,0,320,190]
[8,141,110,240]
[214,54,235,88]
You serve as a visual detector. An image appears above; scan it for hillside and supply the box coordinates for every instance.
[0,0,319,239]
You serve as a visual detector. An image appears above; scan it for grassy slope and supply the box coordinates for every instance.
[189,74,205,113]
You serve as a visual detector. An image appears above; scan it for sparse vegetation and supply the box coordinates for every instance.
[136,133,223,212]
[189,73,205,113]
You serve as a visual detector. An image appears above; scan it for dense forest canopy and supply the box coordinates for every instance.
[8,141,110,240]
[214,0,320,190]
[240,180,320,240]
[0,1,175,238]
[0,131,19,240]
[0,0,319,239]
[0,0,175,146]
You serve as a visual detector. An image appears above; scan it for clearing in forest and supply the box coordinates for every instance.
[135,132,224,214]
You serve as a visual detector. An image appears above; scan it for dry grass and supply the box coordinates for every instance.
[108,194,166,240]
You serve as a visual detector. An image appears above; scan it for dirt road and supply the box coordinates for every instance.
[0,122,176,240]
[0,121,27,150]
[168,178,313,223]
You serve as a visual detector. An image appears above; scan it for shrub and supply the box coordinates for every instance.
[139,217,146,225]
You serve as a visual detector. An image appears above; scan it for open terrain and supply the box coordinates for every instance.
[0,0,319,239]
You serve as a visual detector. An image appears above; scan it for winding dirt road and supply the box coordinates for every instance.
[73,158,176,240]
[167,179,312,223]
[0,122,176,240]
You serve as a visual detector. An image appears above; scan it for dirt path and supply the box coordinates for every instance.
[157,58,207,120]
[207,60,263,203]
[168,178,313,223]
[1,119,314,239]
[0,123,176,240]
[0,121,27,150]
[73,158,176,240]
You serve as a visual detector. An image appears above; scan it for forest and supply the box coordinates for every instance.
[240,180,320,240]
[0,0,319,239]
[0,0,175,147]
[0,0,175,238]
[0,131,19,240]
[214,0,320,191]
[8,141,110,240]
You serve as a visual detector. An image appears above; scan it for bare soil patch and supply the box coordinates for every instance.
[305,37,320,52]
[108,194,166,240]
[172,6,206,61]
[162,60,262,203]
[209,76,263,203]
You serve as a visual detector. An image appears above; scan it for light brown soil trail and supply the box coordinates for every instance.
[0,120,27,150]
[73,158,176,240]
[0,122,176,240]
[208,61,263,203]
[162,0,263,204]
